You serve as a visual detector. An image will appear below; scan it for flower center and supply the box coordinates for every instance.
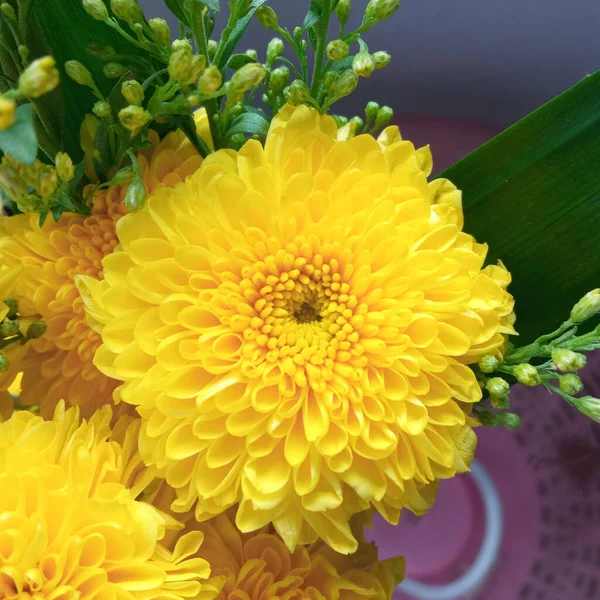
[294,302,322,324]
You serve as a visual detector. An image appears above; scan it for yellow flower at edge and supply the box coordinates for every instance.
[80,104,515,553]
[0,402,220,600]
[0,110,211,418]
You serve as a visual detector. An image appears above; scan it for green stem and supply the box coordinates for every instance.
[310,20,330,97]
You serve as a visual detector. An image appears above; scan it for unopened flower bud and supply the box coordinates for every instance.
[372,50,391,69]
[3,298,18,319]
[110,166,136,185]
[125,178,146,212]
[104,62,128,79]
[110,0,142,22]
[570,289,600,323]
[267,38,284,63]
[374,105,394,130]
[560,373,584,396]
[65,60,94,87]
[353,52,374,78]
[479,355,500,373]
[230,63,266,95]
[198,65,222,94]
[552,349,587,373]
[293,27,302,42]
[18,45,29,61]
[285,79,310,106]
[87,43,116,61]
[172,39,192,52]
[514,363,541,387]
[149,17,171,45]
[0,97,16,131]
[333,115,349,127]
[26,320,47,339]
[1,3,16,20]
[336,0,351,25]
[19,56,59,98]
[37,168,58,198]
[575,396,600,423]
[350,116,364,130]
[55,152,75,182]
[365,101,380,123]
[0,167,28,204]
[245,49,258,61]
[332,69,358,100]
[477,411,500,428]
[256,5,278,30]
[93,100,112,118]
[118,105,151,132]
[269,66,289,94]
[0,352,9,372]
[83,0,109,20]
[0,318,19,338]
[365,0,400,22]
[486,377,510,409]
[121,79,144,105]
[499,412,521,430]
[208,39,218,58]
[327,40,350,61]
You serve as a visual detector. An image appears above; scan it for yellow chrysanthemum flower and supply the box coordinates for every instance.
[0,402,220,600]
[193,510,404,600]
[0,113,210,417]
[80,105,515,553]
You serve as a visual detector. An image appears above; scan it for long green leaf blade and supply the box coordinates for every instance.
[440,72,600,344]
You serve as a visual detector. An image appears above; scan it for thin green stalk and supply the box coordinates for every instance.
[310,14,333,97]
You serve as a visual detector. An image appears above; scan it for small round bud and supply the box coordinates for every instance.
[479,355,500,374]
[353,52,374,78]
[350,116,364,130]
[0,318,19,338]
[477,411,500,428]
[26,320,47,339]
[365,0,400,22]
[560,373,584,396]
[285,79,310,106]
[93,100,112,118]
[1,3,16,20]
[552,348,587,373]
[513,363,541,387]
[125,179,147,212]
[333,115,349,127]
[37,167,58,198]
[110,0,142,22]
[267,38,284,63]
[65,60,94,87]
[19,56,60,98]
[121,79,144,105]
[110,166,136,185]
[256,5,278,30]
[0,97,16,131]
[327,40,350,61]
[331,69,358,100]
[83,0,109,20]
[0,167,28,204]
[18,45,29,61]
[486,377,510,409]
[3,298,18,319]
[499,413,521,431]
[208,39,218,58]
[0,352,9,373]
[365,101,380,123]
[293,27,303,42]
[149,18,171,45]
[118,105,151,132]
[372,50,391,69]
[374,105,394,130]
[198,65,223,94]
[86,43,116,61]
[574,396,600,423]
[269,66,289,94]
[570,289,600,323]
[55,152,75,182]
[230,63,266,95]
[172,39,193,52]
[103,62,128,79]
[336,0,351,25]
[245,48,259,61]
[169,49,193,83]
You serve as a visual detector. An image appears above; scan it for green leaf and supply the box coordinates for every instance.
[227,54,258,70]
[440,72,600,344]
[196,0,221,12]
[226,112,269,140]
[303,9,320,31]
[0,104,38,164]
[164,0,190,25]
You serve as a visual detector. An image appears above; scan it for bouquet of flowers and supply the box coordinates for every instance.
[0,0,598,598]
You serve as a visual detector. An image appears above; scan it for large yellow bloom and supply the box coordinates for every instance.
[0,115,209,417]
[195,511,404,600]
[81,105,515,553]
[0,402,220,600]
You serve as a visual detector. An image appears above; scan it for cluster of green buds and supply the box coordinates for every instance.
[475,288,600,428]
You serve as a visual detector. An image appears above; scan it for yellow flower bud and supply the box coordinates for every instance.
[118,105,151,132]
[110,0,142,22]
[332,70,358,100]
[570,289,600,323]
[37,167,58,198]
[0,3,15,20]
[65,60,94,87]
[208,39,218,58]
[353,52,374,78]
[198,65,222,94]
[285,80,310,106]
[82,0,109,20]
[19,56,60,98]
[513,363,541,387]
[269,66,289,94]
[486,377,510,409]
[0,97,16,131]
[230,63,266,95]
[169,50,205,85]
[149,17,171,45]
[365,0,400,22]
[172,39,193,53]
[336,0,351,25]
[552,349,587,373]
[121,79,144,105]
[256,5,278,29]
[55,152,75,182]
[124,179,146,212]
[104,62,128,79]
[93,100,112,118]
[372,51,391,69]
[327,40,350,61]
[560,373,584,396]
[574,396,600,423]
[0,167,28,204]
[267,38,284,63]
